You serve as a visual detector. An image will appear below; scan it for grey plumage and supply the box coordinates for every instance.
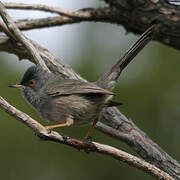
[21,69,114,125]
[9,25,154,137]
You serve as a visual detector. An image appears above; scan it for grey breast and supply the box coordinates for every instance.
[39,93,105,125]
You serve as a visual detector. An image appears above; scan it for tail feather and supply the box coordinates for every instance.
[108,100,123,107]
[96,25,155,91]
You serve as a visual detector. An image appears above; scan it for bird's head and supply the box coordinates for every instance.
[9,65,51,92]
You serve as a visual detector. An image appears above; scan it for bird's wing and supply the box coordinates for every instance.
[44,79,114,97]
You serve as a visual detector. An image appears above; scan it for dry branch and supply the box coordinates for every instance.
[1,1,180,50]
[2,0,180,49]
[0,2,49,72]
[0,96,174,180]
[3,2,91,18]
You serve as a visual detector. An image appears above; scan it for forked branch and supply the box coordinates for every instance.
[0,1,179,180]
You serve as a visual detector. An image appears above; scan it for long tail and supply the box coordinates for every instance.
[96,25,155,91]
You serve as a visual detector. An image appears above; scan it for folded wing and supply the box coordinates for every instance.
[43,78,114,97]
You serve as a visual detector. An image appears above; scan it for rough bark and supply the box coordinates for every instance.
[103,0,180,49]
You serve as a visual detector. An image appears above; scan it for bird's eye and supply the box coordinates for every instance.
[29,79,35,86]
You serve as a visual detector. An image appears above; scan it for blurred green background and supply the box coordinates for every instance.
[0,1,180,180]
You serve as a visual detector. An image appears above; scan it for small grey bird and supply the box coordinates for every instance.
[9,26,154,138]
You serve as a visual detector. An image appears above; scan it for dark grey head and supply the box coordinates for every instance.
[9,65,51,91]
[9,65,51,108]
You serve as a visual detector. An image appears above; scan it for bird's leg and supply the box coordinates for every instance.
[45,117,74,130]
[45,123,69,129]
[85,120,98,140]
[85,110,104,139]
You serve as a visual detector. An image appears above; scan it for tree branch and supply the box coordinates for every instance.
[0,2,49,72]
[103,0,180,49]
[0,7,107,31]
[0,96,174,180]
[2,1,180,50]
[0,1,180,179]
[2,2,91,18]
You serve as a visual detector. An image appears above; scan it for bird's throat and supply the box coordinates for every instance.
[21,87,41,111]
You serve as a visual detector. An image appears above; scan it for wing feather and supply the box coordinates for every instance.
[43,78,114,97]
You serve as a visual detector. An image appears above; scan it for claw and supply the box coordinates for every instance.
[45,126,52,134]
[86,135,92,141]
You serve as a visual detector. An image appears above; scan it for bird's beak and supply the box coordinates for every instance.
[8,84,24,88]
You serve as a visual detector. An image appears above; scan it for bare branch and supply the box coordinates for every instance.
[0,4,101,32]
[2,1,180,50]
[0,96,174,180]
[0,2,50,72]
[0,35,86,79]
[3,2,91,18]
[96,108,180,179]
[14,16,83,30]
[0,6,102,32]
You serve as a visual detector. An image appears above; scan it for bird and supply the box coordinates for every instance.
[9,26,154,139]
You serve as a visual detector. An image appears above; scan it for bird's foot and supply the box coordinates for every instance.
[85,135,93,141]
[44,126,53,134]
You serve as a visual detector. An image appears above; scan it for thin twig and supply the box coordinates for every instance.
[3,2,91,18]
[0,1,180,51]
[0,2,50,72]
[0,7,106,32]
[0,96,174,180]
[15,16,82,30]
[0,21,13,38]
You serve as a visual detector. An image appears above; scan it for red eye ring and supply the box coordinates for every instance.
[29,79,35,86]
